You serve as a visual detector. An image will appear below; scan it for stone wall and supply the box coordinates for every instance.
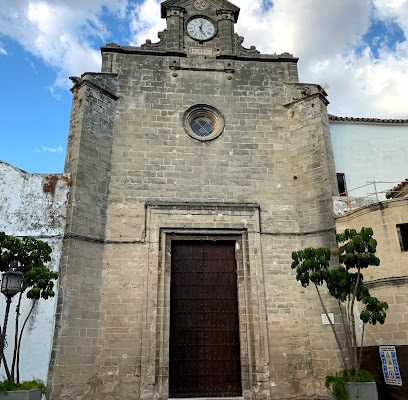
[48,2,342,398]
[47,46,342,399]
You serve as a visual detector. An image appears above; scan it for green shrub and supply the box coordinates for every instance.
[0,379,45,394]
[325,369,375,400]
[291,228,388,374]
[0,232,57,385]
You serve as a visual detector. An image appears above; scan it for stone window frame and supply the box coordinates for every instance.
[183,104,225,142]
[140,202,270,400]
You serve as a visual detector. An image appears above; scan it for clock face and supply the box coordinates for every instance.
[187,17,216,41]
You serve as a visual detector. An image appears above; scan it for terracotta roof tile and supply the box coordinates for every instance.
[329,114,408,124]
[386,179,408,199]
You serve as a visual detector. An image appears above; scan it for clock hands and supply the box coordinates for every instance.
[187,17,215,41]
[198,20,211,39]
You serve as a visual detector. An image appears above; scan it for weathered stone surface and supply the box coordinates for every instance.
[0,161,70,236]
[0,161,70,384]
[48,1,341,399]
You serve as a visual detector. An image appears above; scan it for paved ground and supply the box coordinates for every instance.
[284,397,331,400]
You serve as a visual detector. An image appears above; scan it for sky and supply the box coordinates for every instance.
[0,0,407,173]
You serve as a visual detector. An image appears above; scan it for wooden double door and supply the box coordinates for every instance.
[169,241,242,398]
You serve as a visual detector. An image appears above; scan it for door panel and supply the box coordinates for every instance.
[169,241,242,398]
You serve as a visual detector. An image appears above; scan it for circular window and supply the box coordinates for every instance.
[191,117,214,137]
[184,105,225,141]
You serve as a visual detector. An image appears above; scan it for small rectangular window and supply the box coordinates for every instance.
[397,224,408,252]
[337,173,347,196]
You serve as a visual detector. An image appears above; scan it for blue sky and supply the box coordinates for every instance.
[359,13,405,58]
[0,0,407,173]
[0,39,70,173]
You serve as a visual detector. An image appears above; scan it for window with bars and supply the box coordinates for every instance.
[337,173,347,196]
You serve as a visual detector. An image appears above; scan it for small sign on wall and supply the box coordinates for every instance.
[189,47,213,56]
[321,313,334,325]
[379,346,402,386]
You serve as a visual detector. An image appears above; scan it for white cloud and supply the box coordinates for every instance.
[305,48,408,117]
[0,46,7,55]
[230,0,370,57]
[0,0,407,118]
[0,0,126,90]
[129,0,165,46]
[42,145,63,153]
[229,0,407,117]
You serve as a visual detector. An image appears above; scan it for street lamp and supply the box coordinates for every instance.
[0,261,23,367]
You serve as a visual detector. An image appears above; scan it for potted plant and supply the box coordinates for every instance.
[291,227,388,400]
[0,380,45,400]
[0,232,58,400]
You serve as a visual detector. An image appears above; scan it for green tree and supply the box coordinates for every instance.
[291,227,388,375]
[0,232,58,384]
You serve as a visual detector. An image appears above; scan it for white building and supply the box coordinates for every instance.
[330,115,408,211]
[0,161,70,383]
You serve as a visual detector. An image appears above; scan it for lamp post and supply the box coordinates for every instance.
[0,261,23,367]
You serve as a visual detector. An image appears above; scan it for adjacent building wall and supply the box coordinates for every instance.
[335,198,408,346]
[0,161,70,383]
[330,118,408,202]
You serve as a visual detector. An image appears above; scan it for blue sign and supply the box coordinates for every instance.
[379,346,402,386]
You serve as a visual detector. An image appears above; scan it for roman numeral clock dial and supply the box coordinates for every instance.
[187,17,216,41]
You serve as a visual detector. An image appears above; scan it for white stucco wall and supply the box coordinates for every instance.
[330,122,408,201]
[0,161,70,384]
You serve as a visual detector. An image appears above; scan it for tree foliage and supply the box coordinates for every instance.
[291,227,388,376]
[0,232,58,385]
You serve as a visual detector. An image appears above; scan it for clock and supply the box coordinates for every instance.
[187,17,216,41]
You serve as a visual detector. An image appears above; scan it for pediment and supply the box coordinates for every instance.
[161,0,240,20]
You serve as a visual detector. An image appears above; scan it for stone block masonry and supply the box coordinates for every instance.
[48,1,342,399]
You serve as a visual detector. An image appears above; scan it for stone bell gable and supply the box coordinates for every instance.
[102,0,295,60]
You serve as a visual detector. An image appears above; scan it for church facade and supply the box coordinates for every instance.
[47,1,341,399]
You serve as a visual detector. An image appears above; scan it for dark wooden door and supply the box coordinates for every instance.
[169,241,242,398]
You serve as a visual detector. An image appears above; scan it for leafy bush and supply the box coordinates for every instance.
[0,379,45,394]
[0,232,58,385]
[325,369,375,400]
[291,228,388,377]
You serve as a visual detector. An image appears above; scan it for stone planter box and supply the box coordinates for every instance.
[346,382,378,400]
[0,388,42,400]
